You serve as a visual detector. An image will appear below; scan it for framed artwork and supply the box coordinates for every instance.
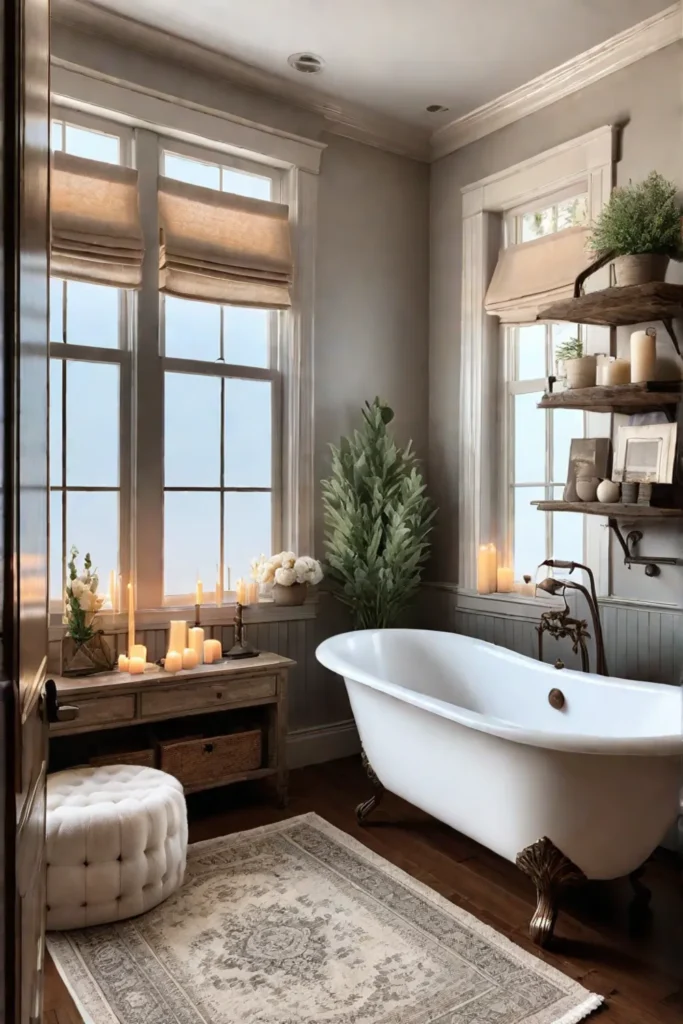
[563,438,612,500]
[613,424,677,484]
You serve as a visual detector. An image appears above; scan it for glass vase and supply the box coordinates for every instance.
[61,632,114,676]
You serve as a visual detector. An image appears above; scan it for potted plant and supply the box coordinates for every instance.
[252,551,323,606]
[555,337,596,389]
[321,398,435,630]
[62,547,113,675]
[589,171,683,286]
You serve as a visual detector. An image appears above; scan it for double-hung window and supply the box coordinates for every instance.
[49,111,292,613]
[501,190,587,578]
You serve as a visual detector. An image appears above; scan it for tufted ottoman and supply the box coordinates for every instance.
[46,764,188,930]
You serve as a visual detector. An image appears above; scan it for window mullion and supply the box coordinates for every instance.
[133,127,164,610]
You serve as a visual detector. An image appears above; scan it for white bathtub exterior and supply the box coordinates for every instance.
[316,629,682,880]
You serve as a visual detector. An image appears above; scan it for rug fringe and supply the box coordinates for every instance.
[553,994,604,1024]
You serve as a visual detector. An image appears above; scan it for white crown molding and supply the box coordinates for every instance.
[50,0,431,162]
[432,2,681,161]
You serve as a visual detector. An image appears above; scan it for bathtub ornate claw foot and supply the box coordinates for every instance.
[356,747,385,823]
[317,629,682,946]
[516,837,586,947]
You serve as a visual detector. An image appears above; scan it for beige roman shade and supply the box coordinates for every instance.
[484,226,592,324]
[51,151,144,288]
[158,176,293,309]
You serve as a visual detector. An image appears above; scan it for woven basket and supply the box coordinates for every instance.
[158,729,262,789]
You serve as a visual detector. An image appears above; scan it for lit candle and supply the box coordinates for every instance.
[195,579,203,606]
[164,650,182,673]
[168,620,187,655]
[519,575,535,597]
[130,643,147,662]
[188,626,204,664]
[477,545,492,595]
[606,358,631,385]
[497,567,514,593]
[128,656,145,675]
[115,573,122,614]
[630,329,657,383]
[215,566,223,607]
[204,638,222,664]
[182,647,198,670]
[108,570,116,610]
[118,654,129,672]
[235,578,246,604]
[127,582,135,656]
[247,581,259,605]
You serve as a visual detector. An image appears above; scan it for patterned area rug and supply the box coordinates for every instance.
[48,813,601,1024]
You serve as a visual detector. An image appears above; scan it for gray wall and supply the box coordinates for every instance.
[50,24,430,737]
[430,42,683,612]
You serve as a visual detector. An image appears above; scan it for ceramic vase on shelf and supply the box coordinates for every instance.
[596,479,621,503]
[272,582,308,606]
[613,253,669,287]
[575,477,600,502]
[565,355,596,389]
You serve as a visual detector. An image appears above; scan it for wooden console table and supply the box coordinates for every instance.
[49,653,294,805]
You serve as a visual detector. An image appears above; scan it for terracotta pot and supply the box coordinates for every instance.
[272,582,307,606]
[565,355,596,389]
[613,253,669,287]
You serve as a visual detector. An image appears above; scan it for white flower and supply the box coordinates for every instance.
[78,588,97,612]
[70,578,85,599]
[279,551,297,569]
[274,566,297,587]
[294,556,323,585]
[258,560,276,584]
[250,554,267,581]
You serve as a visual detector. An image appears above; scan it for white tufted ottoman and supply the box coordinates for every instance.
[46,764,188,930]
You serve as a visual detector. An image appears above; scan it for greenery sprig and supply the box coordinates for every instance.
[555,337,583,362]
[321,398,435,630]
[589,171,683,259]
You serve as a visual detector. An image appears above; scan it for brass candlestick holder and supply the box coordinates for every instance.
[225,602,259,659]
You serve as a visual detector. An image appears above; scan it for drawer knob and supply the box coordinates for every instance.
[203,742,214,754]
[215,690,223,699]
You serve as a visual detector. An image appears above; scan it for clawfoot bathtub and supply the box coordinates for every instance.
[316,629,682,946]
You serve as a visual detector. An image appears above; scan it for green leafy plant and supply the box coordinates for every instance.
[589,171,683,259]
[65,547,104,643]
[555,337,583,362]
[321,398,435,630]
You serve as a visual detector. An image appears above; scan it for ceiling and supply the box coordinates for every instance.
[75,0,672,128]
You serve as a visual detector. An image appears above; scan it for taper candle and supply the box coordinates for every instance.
[108,570,116,611]
[195,580,203,606]
[164,650,182,673]
[630,329,657,383]
[477,545,492,595]
[216,566,223,607]
[127,581,135,656]
[182,647,198,670]
[188,626,205,664]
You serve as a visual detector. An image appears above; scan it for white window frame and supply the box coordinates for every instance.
[458,126,615,599]
[50,72,324,619]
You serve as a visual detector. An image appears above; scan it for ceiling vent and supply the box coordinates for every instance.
[288,52,325,74]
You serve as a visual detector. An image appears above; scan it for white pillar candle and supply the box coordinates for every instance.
[168,620,187,654]
[118,654,129,672]
[128,656,145,675]
[606,358,631,385]
[630,329,657,383]
[496,567,514,593]
[188,626,205,664]
[182,647,198,670]
[247,581,259,605]
[195,580,203,606]
[130,643,147,662]
[164,650,182,673]
[203,638,222,664]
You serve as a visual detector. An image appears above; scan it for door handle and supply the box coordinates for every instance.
[43,679,79,723]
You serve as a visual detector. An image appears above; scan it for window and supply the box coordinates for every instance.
[49,116,131,603]
[502,190,587,578]
[49,109,297,612]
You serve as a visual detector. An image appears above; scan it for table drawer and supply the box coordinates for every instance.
[51,694,136,732]
[140,675,276,718]
[159,729,262,789]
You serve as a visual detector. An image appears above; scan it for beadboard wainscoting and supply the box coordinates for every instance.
[421,585,683,686]
[48,596,360,767]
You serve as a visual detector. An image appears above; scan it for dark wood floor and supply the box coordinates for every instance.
[44,755,683,1024]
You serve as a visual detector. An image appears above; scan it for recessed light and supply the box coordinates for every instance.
[426,104,449,113]
[287,52,325,74]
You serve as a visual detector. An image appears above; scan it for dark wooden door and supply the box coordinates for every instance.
[0,0,51,1021]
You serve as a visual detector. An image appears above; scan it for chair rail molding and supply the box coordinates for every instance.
[457,126,615,593]
[432,3,681,159]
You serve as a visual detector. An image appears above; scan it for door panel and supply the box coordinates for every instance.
[1,0,51,1021]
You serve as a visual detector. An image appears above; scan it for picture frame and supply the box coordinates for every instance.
[612,423,677,484]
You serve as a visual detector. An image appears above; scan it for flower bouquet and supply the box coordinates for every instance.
[251,551,323,606]
[62,547,114,675]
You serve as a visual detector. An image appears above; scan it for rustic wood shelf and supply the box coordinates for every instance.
[538,282,683,357]
[538,381,683,415]
[531,500,683,519]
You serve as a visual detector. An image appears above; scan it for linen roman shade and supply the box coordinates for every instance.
[484,226,592,324]
[158,176,293,309]
[51,151,144,288]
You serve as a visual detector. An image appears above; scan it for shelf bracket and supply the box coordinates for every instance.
[661,318,682,359]
[608,517,683,577]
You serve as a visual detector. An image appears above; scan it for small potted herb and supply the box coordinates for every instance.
[555,337,596,389]
[589,171,683,286]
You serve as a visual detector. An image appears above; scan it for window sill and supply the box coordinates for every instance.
[425,583,564,622]
[49,598,317,641]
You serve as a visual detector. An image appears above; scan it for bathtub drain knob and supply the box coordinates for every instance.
[548,688,566,711]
